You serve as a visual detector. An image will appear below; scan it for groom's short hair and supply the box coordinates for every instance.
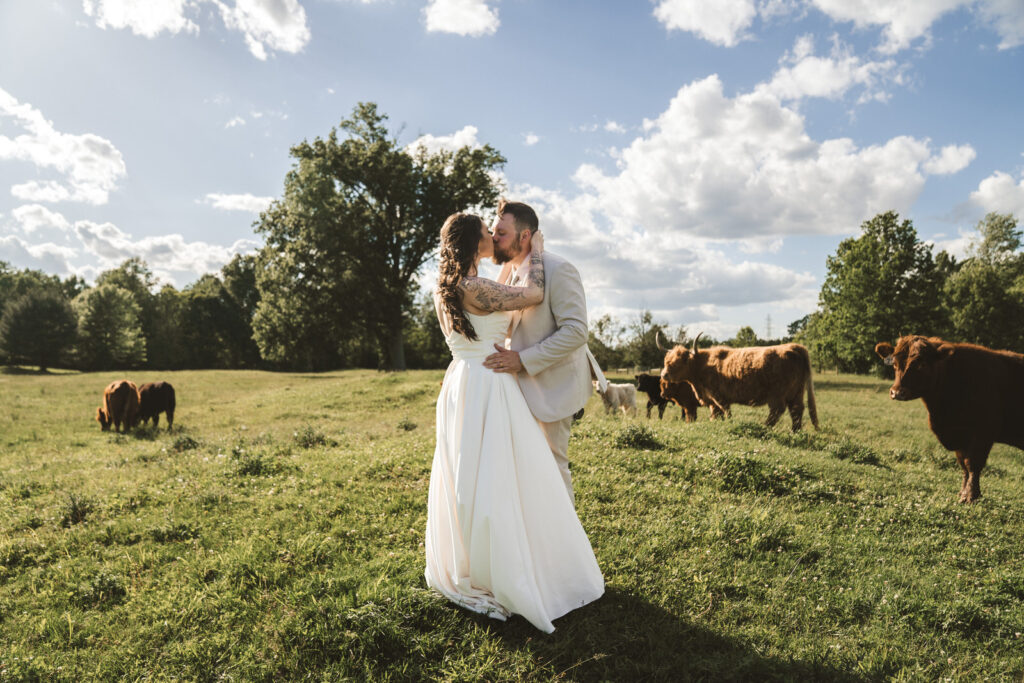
[497,199,538,235]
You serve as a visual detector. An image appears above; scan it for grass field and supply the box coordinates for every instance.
[1,367,1023,681]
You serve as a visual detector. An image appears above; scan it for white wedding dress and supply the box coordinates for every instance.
[424,309,604,633]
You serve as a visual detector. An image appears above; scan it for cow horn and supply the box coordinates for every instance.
[656,329,670,351]
[691,332,703,352]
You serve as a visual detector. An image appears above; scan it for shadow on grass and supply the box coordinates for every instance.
[1,366,51,375]
[480,587,864,681]
[813,379,889,393]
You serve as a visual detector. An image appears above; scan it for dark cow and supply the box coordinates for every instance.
[138,381,176,430]
[660,377,727,421]
[875,336,1024,503]
[95,380,140,433]
[659,332,818,431]
[636,374,674,419]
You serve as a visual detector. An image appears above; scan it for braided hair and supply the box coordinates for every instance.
[437,212,485,341]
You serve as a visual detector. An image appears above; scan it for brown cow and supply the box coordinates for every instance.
[659,377,727,422]
[95,380,140,432]
[659,332,818,431]
[875,336,1024,503]
[138,381,176,430]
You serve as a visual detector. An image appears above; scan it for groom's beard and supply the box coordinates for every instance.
[492,242,522,265]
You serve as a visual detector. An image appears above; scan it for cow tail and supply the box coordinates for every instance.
[805,356,819,430]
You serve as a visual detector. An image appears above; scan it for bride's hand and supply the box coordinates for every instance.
[531,230,544,255]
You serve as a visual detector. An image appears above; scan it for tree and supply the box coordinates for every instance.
[588,313,626,371]
[812,211,948,373]
[404,293,450,369]
[96,258,160,367]
[253,102,505,370]
[732,325,759,347]
[945,213,1024,351]
[73,284,147,370]
[621,310,676,371]
[148,284,186,369]
[0,290,77,371]
[179,274,261,368]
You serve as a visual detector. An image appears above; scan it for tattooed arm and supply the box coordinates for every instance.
[460,232,545,313]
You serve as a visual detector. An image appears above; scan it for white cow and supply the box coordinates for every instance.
[593,381,638,417]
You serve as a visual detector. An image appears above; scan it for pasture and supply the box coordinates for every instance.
[1,368,1023,681]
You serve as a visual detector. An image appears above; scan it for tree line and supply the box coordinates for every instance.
[1,102,1020,374]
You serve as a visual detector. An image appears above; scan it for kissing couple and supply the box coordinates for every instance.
[424,199,608,633]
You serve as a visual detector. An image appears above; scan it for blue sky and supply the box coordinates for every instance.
[1,0,1023,340]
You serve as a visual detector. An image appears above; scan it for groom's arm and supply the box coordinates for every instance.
[518,261,588,376]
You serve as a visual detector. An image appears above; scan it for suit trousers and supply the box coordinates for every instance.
[538,416,575,504]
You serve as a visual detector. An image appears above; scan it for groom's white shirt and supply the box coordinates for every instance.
[506,251,608,423]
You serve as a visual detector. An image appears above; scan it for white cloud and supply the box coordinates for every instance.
[203,192,274,212]
[928,229,977,260]
[216,0,311,60]
[225,116,246,128]
[82,0,199,37]
[604,121,626,133]
[74,219,260,278]
[523,132,539,146]
[653,0,758,46]
[970,170,1024,216]
[424,0,499,36]
[923,144,976,175]
[406,125,481,155]
[572,74,971,240]
[0,87,126,205]
[655,0,1024,52]
[11,204,72,235]
[0,235,80,276]
[82,0,311,59]
[758,35,900,102]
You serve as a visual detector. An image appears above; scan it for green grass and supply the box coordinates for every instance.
[1,368,1022,681]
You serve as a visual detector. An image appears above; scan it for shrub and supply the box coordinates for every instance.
[614,423,662,450]
[60,493,94,527]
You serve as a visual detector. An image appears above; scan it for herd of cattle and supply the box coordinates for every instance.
[595,332,1024,504]
[95,380,176,432]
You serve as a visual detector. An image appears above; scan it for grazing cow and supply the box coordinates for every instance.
[95,380,140,433]
[875,336,1024,503]
[593,381,638,417]
[138,381,176,430]
[659,377,727,422]
[659,332,818,431]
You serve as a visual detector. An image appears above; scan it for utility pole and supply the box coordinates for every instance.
[765,314,772,341]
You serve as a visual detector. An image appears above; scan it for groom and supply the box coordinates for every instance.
[484,199,607,503]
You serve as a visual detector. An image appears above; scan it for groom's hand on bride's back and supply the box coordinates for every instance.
[484,344,523,374]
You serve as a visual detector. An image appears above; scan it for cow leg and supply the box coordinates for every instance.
[684,406,695,423]
[960,443,992,504]
[153,413,160,429]
[787,399,805,432]
[646,401,654,419]
[955,453,970,502]
[166,409,174,430]
[765,400,786,428]
[658,402,667,419]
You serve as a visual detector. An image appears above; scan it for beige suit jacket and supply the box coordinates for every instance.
[507,251,607,423]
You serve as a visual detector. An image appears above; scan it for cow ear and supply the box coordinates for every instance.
[875,342,894,363]
[936,343,955,359]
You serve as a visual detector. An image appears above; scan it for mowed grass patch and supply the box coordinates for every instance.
[0,368,1022,680]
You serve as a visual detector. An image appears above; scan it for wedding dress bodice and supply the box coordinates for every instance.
[445,310,511,362]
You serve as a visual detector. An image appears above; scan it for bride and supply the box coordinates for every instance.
[424,211,604,633]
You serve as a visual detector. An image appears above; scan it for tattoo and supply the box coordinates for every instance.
[460,254,545,312]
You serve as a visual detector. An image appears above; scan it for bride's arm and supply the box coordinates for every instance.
[459,233,545,312]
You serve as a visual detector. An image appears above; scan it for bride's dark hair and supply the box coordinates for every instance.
[437,212,484,341]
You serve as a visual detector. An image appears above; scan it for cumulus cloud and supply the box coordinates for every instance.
[970,170,1024,216]
[570,74,973,240]
[758,35,900,103]
[81,0,311,59]
[0,87,126,205]
[203,192,274,212]
[216,0,311,60]
[922,144,976,175]
[653,0,758,46]
[74,220,260,278]
[82,0,199,37]
[656,0,1024,53]
[423,0,499,36]
[225,116,246,128]
[523,133,539,146]
[11,204,72,235]
[406,125,481,155]
[0,235,80,277]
